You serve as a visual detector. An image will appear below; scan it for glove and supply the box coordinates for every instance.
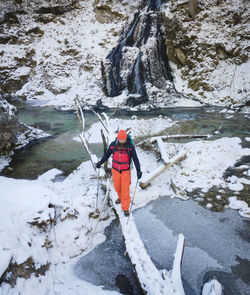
[137,171,142,179]
[96,161,101,169]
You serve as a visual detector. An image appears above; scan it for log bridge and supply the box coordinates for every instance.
[108,137,186,295]
[110,188,185,295]
[75,99,186,295]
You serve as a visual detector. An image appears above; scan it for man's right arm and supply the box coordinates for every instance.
[98,142,114,166]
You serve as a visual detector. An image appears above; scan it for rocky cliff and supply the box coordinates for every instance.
[163,0,250,108]
[0,0,142,108]
[0,0,249,110]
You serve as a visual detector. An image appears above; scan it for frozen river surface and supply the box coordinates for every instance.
[134,197,250,295]
[75,197,250,295]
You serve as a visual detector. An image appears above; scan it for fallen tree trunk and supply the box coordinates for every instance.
[150,134,210,144]
[157,137,169,163]
[109,186,186,295]
[139,151,186,189]
[170,234,185,294]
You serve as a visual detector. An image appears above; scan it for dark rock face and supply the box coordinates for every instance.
[0,97,27,153]
[101,1,173,107]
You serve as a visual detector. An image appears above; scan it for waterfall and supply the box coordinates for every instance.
[101,0,173,106]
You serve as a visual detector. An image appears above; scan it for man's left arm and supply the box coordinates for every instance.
[130,145,142,179]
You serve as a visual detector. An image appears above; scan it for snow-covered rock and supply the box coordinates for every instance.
[0,98,49,156]
[0,0,142,109]
[202,278,223,295]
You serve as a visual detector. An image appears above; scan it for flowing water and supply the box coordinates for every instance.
[2,102,249,179]
[1,101,250,294]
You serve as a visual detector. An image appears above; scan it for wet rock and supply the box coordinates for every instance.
[0,97,26,153]
[102,2,173,106]
[115,274,134,295]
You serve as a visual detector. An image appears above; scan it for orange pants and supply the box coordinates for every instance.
[112,168,131,211]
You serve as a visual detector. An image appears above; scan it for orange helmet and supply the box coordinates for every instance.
[117,129,127,140]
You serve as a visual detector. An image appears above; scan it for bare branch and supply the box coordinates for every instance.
[101,128,108,174]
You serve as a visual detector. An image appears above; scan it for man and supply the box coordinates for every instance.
[96,129,142,216]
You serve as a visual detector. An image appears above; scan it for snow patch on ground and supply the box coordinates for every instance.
[0,161,118,294]
[132,137,250,216]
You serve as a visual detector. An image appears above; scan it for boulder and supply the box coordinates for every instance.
[0,97,28,153]
[188,0,200,19]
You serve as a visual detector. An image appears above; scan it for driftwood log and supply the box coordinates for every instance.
[150,134,209,144]
[139,151,187,189]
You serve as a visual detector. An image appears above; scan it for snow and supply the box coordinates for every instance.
[0,160,118,294]
[82,116,176,144]
[2,0,242,110]
[0,125,50,173]
[0,156,12,172]
[131,137,250,210]
[239,207,250,219]
[15,125,50,150]
[165,0,250,108]
[228,196,248,210]
[0,251,12,278]
[109,185,185,295]
[3,0,143,109]
[202,279,222,295]
[134,195,250,295]
[1,109,250,293]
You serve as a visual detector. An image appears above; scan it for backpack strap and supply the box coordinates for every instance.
[111,139,118,155]
[111,139,132,163]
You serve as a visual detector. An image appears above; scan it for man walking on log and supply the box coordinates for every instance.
[96,129,142,216]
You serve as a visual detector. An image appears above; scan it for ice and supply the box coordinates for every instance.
[134,197,250,295]
[74,221,141,294]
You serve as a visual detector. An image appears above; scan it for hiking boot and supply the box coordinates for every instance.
[124,210,129,217]
[115,199,121,204]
